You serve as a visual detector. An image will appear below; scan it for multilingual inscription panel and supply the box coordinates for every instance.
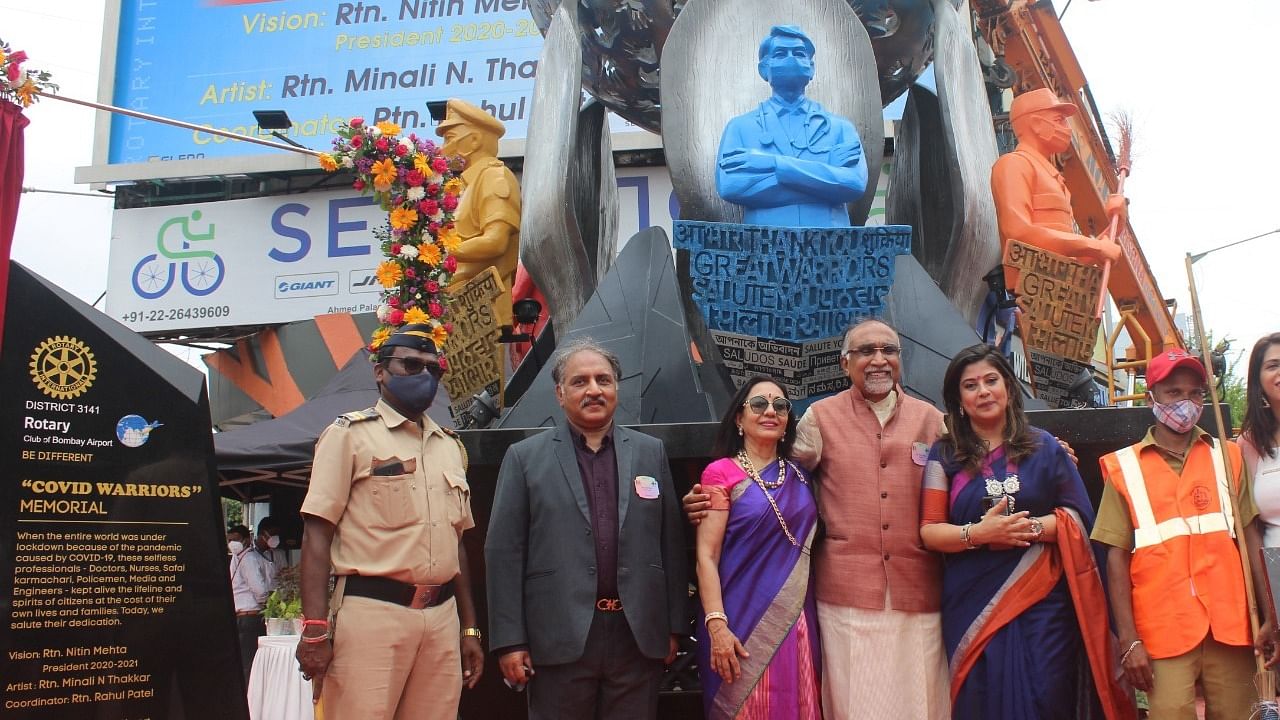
[674,221,911,400]
[1004,240,1102,366]
[443,267,505,418]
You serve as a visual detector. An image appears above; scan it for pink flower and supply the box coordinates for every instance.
[350,134,363,149]
[442,195,458,212]
[375,138,390,153]
[352,178,366,191]
[405,169,425,187]
[420,199,439,215]
[404,268,417,279]
[417,200,432,214]
[427,222,440,235]
[7,51,27,83]
[428,302,444,318]
[350,117,364,128]
[444,322,455,333]
[444,256,458,272]
[426,280,440,293]
[438,356,449,371]
[390,243,402,255]
[426,183,440,196]
[432,157,448,173]
[388,309,405,325]
[394,144,407,157]
[388,296,400,307]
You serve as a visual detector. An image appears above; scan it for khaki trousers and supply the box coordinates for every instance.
[1147,634,1255,720]
[322,595,461,720]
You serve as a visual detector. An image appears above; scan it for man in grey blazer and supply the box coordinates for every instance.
[486,339,688,720]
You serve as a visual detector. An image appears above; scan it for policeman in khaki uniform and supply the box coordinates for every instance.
[436,98,521,327]
[296,324,484,719]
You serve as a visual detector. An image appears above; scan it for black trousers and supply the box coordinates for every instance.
[527,610,664,720]
[236,613,265,686]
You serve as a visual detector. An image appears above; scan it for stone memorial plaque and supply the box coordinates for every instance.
[674,221,910,401]
[1003,240,1102,365]
[443,267,506,419]
[0,264,245,719]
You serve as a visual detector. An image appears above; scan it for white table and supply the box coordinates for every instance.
[248,634,315,720]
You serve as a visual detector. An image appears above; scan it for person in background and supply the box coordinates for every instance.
[228,524,271,685]
[253,516,282,590]
[1233,334,1280,666]
[486,339,687,720]
[1093,348,1270,718]
[295,324,484,719]
[920,344,1132,719]
[696,375,821,719]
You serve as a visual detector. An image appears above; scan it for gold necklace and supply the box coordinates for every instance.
[736,451,807,553]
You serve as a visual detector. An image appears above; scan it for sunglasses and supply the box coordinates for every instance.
[744,395,792,415]
[386,356,444,378]
[846,343,901,358]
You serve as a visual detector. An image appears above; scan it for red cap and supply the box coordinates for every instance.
[1146,349,1206,387]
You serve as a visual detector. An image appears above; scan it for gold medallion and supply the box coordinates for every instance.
[29,336,97,400]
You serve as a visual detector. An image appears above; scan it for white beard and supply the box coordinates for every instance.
[863,375,894,397]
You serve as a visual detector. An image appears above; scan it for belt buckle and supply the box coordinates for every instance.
[595,598,622,612]
[410,584,439,609]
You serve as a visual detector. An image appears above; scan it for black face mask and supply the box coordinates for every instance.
[383,371,440,416]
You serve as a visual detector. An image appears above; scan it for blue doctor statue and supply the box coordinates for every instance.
[716,25,868,228]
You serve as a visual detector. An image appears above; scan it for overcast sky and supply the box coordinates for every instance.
[6,1,1278,373]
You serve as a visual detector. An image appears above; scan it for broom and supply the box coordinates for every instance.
[1095,111,1133,319]
[1184,257,1278,719]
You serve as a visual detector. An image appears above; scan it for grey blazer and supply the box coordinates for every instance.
[485,424,688,665]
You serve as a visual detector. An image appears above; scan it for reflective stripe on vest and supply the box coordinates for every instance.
[1115,444,1236,550]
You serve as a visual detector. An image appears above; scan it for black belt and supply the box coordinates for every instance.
[344,576,455,609]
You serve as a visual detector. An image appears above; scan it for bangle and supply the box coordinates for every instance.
[300,633,330,644]
[301,618,329,629]
[961,523,979,550]
[461,627,483,642]
[704,611,728,628]
[1120,639,1143,664]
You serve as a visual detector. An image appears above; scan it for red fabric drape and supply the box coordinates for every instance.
[0,102,28,353]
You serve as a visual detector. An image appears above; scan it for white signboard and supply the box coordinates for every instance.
[107,168,680,333]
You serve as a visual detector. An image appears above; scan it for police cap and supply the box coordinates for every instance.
[377,323,439,358]
[434,98,505,139]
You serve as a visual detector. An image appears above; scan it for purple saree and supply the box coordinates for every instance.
[697,457,822,720]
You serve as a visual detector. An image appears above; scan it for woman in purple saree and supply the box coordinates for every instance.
[920,345,1134,720]
[696,375,822,720]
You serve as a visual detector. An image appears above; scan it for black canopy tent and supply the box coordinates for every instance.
[214,350,456,500]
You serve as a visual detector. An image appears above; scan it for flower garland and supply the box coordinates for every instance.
[0,39,57,108]
[321,118,464,367]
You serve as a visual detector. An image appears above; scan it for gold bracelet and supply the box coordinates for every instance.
[704,611,728,628]
[461,627,483,642]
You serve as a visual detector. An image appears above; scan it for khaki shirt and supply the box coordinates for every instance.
[302,398,473,585]
[456,159,521,283]
[1092,426,1257,550]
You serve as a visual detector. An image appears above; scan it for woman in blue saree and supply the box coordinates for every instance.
[696,375,822,719]
[920,345,1133,720]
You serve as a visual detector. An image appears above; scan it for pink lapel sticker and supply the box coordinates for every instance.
[911,442,929,466]
[634,475,659,499]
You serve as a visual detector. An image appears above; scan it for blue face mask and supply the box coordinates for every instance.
[384,371,440,416]
[767,56,813,90]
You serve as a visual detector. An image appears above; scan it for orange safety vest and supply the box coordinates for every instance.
[1099,439,1250,659]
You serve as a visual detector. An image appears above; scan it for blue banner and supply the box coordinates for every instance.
[109,0,543,164]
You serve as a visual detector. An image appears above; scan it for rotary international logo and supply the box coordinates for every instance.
[29,336,97,400]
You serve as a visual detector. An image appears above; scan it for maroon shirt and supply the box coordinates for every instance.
[572,427,619,599]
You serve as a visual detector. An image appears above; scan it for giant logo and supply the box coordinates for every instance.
[274,272,339,299]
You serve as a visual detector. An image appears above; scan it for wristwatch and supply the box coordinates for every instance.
[461,627,483,642]
[1028,517,1044,540]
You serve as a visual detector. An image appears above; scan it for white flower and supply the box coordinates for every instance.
[406,186,425,202]
[376,304,391,321]
[342,156,354,168]
[370,126,382,138]
[1002,475,1020,494]
[430,210,444,223]
[398,245,419,261]
[985,479,1003,496]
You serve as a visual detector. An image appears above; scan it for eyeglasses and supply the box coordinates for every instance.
[846,344,901,358]
[386,356,444,378]
[744,395,792,415]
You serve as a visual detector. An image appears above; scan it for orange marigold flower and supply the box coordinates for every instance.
[390,206,419,231]
[418,242,443,267]
[371,158,397,191]
[376,121,401,137]
[370,326,393,350]
[375,260,404,288]
[403,307,430,326]
[318,153,338,172]
[443,178,464,196]
[431,324,450,348]
[438,227,461,253]
[16,78,37,108]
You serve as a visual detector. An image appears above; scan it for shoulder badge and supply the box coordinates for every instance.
[334,407,380,427]
[442,427,469,473]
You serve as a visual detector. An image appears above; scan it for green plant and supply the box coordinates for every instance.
[263,565,302,619]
